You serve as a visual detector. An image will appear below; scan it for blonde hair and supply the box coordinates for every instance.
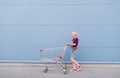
[72,32,78,37]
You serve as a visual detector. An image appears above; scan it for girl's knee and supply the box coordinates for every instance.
[70,57,74,61]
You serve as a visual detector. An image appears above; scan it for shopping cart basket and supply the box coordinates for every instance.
[40,46,68,74]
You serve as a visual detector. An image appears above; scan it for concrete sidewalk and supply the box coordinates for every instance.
[0,63,120,78]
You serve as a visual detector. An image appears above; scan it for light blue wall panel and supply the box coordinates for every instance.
[0,0,120,63]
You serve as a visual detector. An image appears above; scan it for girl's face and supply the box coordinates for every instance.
[72,33,75,38]
[72,32,77,38]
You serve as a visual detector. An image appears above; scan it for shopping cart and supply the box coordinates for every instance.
[40,46,68,74]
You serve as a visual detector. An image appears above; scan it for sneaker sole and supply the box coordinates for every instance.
[70,69,77,72]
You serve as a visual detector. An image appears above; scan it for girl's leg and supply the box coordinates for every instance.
[70,57,77,71]
[71,57,81,71]
[70,57,79,66]
[72,62,76,69]
[70,50,81,71]
[71,57,76,68]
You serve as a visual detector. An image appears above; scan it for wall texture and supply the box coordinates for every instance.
[0,0,120,63]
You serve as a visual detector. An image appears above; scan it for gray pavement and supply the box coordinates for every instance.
[0,63,120,78]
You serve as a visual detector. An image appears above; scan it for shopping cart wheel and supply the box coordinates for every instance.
[63,66,68,75]
[43,66,48,73]
[64,70,68,75]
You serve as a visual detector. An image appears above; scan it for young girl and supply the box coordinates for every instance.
[66,32,81,71]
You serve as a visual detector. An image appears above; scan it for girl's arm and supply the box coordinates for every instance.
[66,43,76,46]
